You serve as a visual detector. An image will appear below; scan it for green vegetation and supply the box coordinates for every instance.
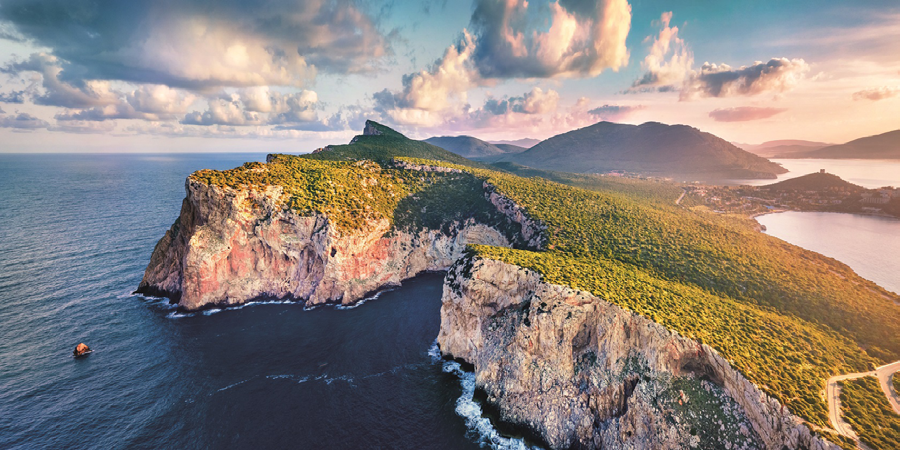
[403,156,900,432]
[304,131,488,170]
[840,376,900,449]
[190,122,900,444]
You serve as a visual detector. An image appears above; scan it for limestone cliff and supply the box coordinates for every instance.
[438,256,838,450]
[137,170,542,311]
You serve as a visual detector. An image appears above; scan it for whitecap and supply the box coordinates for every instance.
[334,288,396,310]
[442,361,538,450]
[216,378,251,393]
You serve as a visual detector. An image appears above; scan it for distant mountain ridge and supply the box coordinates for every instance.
[789,129,900,159]
[500,121,787,180]
[738,140,831,158]
[489,138,540,148]
[422,135,525,158]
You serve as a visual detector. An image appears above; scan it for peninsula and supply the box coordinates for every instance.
[138,121,900,449]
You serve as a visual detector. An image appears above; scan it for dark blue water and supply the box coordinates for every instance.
[0,153,524,450]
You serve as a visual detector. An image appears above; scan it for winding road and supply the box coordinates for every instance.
[826,361,900,443]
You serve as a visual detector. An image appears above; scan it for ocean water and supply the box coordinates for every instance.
[738,158,900,188]
[0,153,527,450]
[757,211,900,295]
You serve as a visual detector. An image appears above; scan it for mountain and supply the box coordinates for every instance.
[790,129,900,159]
[738,140,831,158]
[139,120,899,449]
[501,121,787,180]
[489,138,540,148]
[422,135,525,158]
[493,143,528,153]
[762,171,865,192]
[308,121,487,169]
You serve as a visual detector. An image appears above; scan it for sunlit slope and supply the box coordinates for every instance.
[193,122,899,437]
[403,156,900,430]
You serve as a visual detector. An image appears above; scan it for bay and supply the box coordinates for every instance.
[757,211,900,294]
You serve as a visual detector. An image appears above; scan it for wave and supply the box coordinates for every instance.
[433,341,537,450]
[334,288,396,310]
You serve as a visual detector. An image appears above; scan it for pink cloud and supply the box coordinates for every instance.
[708,106,786,122]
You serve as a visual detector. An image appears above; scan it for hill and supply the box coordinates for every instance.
[146,120,899,449]
[763,172,865,192]
[305,121,488,169]
[490,138,540,148]
[423,135,525,158]
[493,143,527,153]
[501,121,787,180]
[793,129,900,159]
[738,140,831,158]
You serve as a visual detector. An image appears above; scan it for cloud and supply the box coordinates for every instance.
[630,12,692,91]
[181,96,266,126]
[49,120,117,134]
[179,88,354,131]
[469,0,631,79]
[2,53,120,108]
[0,0,392,90]
[483,88,560,115]
[0,90,25,103]
[0,112,49,129]
[54,84,197,121]
[375,31,482,116]
[708,106,786,122]
[681,58,809,100]
[588,104,645,121]
[852,86,899,101]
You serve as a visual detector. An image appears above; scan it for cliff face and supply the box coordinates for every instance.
[438,257,837,450]
[137,175,540,311]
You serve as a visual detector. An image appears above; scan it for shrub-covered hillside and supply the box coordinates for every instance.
[189,122,900,444]
[401,156,900,435]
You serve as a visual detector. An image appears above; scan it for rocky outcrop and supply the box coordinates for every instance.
[137,173,532,311]
[438,256,838,450]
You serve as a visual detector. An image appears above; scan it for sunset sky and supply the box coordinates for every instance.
[0,0,898,153]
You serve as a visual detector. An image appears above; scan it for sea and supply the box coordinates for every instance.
[757,211,900,295]
[0,153,533,450]
[740,158,900,189]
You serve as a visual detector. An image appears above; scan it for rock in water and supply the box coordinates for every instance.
[73,343,91,357]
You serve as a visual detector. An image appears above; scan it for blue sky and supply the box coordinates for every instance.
[0,0,898,152]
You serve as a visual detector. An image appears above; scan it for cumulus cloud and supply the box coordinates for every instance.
[375,32,482,117]
[181,96,266,126]
[852,86,898,101]
[0,112,49,129]
[483,88,560,116]
[681,58,809,100]
[54,84,197,121]
[0,0,392,90]
[469,0,631,78]
[2,53,120,108]
[708,106,786,122]
[178,88,355,130]
[588,104,645,121]
[0,90,25,103]
[631,12,692,91]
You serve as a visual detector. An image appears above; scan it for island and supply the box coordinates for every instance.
[138,121,900,450]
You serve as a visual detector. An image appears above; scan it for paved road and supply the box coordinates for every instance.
[675,190,686,205]
[826,360,900,442]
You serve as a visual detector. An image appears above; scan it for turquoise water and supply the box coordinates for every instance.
[0,153,526,449]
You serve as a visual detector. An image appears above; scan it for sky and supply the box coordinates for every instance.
[0,0,898,153]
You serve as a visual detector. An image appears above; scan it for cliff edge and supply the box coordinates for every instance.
[438,255,837,449]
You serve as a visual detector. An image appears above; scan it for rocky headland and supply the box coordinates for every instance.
[135,121,870,449]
